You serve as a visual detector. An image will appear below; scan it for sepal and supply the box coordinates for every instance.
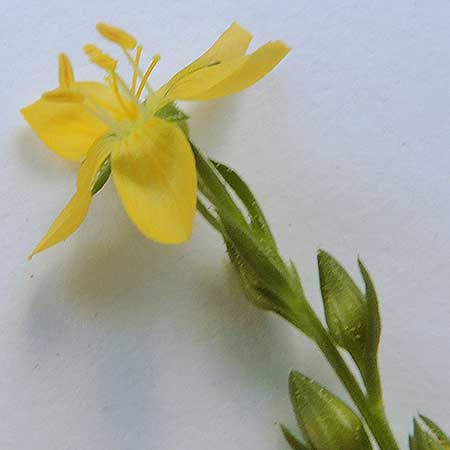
[280,424,311,450]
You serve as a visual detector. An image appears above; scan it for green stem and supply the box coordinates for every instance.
[285,303,401,450]
[193,143,401,450]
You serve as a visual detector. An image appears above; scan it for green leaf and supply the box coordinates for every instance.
[210,160,277,251]
[289,371,373,450]
[358,259,381,359]
[419,415,450,449]
[280,424,311,450]
[191,144,247,228]
[91,155,111,195]
[318,250,367,354]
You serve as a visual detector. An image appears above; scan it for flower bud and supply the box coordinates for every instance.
[318,250,368,354]
[289,371,373,450]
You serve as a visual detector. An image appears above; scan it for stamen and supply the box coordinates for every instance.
[83,98,121,131]
[96,23,136,50]
[43,88,84,103]
[131,46,143,94]
[111,73,138,118]
[136,54,160,99]
[58,53,74,87]
[84,44,117,72]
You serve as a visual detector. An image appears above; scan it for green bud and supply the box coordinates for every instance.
[280,424,311,450]
[221,215,292,311]
[289,371,373,450]
[413,418,447,450]
[318,250,367,354]
[416,416,450,450]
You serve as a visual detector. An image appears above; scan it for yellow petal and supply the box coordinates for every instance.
[165,41,291,101]
[29,136,113,259]
[21,82,117,161]
[159,22,252,98]
[180,22,252,71]
[112,117,196,244]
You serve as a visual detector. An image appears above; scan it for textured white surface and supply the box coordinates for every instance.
[1,1,449,449]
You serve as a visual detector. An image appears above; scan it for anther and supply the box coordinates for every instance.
[96,23,136,50]
[84,44,117,72]
[58,53,75,87]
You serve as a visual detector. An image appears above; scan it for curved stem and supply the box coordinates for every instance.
[286,304,401,450]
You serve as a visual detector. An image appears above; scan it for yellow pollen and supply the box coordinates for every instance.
[58,53,74,87]
[42,88,84,103]
[131,45,143,94]
[136,54,160,100]
[84,44,117,72]
[96,22,136,50]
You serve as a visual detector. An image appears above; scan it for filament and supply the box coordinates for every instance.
[135,54,160,100]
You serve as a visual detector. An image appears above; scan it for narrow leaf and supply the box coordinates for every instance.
[191,144,247,227]
[211,160,277,250]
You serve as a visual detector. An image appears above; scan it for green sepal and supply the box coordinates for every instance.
[91,155,111,195]
[280,424,311,450]
[289,370,373,450]
[155,102,189,122]
[358,258,381,360]
[413,419,447,450]
[155,102,190,137]
[318,250,368,355]
[419,415,450,449]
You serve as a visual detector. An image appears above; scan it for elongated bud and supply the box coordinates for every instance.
[58,53,74,87]
[411,416,450,450]
[289,371,373,450]
[318,250,367,354]
[42,88,84,103]
[221,214,292,311]
[412,418,448,450]
[84,44,117,71]
[96,22,136,49]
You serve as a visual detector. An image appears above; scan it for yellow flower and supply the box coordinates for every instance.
[22,22,290,258]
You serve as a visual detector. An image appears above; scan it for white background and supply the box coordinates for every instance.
[1,1,449,449]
